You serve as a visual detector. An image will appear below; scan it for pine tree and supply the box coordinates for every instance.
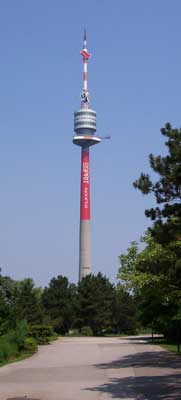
[76,273,115,335]
[133,123,181,285]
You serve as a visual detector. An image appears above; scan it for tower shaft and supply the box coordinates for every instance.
[79,147,91,280]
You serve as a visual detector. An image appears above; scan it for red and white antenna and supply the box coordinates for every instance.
[80,29,91,107]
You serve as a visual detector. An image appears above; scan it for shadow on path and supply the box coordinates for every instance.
[85,374,181,400]
[94,349,181,370]
[85,346,181,399]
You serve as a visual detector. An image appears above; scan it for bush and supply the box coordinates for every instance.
[29,324,54,344]
[24,337,38,353]
[0,337,18,363]
[81,326,93,336]
[0,349,4,363]
[51,316,65,334]
[7,320,28,351]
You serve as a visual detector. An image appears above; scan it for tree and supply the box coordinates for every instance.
[133,123,181,264]
[132,123,181,338]
[15,278,44,325]
[76,273,115,335]
[42,275,76,334]
[112,285,139,334]
[0,273,16,333]
[117,236,178,336]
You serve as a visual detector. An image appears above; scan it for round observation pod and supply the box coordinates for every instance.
[74,108,96,135]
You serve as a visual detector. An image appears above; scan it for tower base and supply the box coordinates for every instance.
[79,219,91,281]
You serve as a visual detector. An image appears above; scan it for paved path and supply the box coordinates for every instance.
[0,336,181,400]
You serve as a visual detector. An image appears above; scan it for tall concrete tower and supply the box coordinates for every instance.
[73,30,101,281]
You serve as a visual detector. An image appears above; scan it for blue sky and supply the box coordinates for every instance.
[0,0,180,286]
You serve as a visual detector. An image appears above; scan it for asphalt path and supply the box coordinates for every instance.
[0,336,181,400]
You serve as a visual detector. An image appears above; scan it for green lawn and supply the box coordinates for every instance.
[160,342,181,355]
[150,338,181,355]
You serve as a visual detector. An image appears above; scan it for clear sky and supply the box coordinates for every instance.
[0,0,180,286]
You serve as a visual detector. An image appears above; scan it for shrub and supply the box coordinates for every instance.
[0,349,4,363]
[81,326,93,336]
[7,320,28,350]
[29,324,54,344]
[51,316,64,334]
[0,337,18,362]
[24,337,38,353]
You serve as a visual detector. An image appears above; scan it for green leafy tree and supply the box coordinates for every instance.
[118,234,180,338]
[0,273,16,333]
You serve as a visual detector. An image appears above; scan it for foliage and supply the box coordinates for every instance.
[133,123,181,286]
[0,320,31,364]
[118,235,176,293]
[0,336,18,363]
[118,123,181,340]
[0,267,141,362]
[133,123,180,206]
[42,275,76,334]
[0,274,16,334]
[118,236,179,336]
[8,320,29,350]
[0,330,38,365]
[76,273,115,336]
[14,278,44,325]
[29,324,54,344]
[81,326,93,336]
[24,337,38,353]
[112,285,139,334]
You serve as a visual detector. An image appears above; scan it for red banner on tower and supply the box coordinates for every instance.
[80,149,90,220]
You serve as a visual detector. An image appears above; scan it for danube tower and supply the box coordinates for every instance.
[73,30,102,281]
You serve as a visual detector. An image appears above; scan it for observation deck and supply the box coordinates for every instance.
[73,107,101,147]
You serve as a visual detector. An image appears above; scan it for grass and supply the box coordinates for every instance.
[149,337,181,355]
[159,342,181,355]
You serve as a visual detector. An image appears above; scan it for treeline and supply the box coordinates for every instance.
[0,271,139,363]
[0,272,139,338]
[118,123,181,342]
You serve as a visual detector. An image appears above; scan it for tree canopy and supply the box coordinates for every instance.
[118,123,181,340]
[133,123,181,249]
